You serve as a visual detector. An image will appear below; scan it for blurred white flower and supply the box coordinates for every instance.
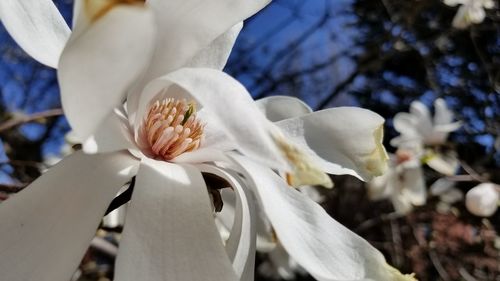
[391,99,461,148]
[465,182,499,217]
[444,0,495,29]
[258,244,307,280]
[391,99,461,176]
[369,149,426,214]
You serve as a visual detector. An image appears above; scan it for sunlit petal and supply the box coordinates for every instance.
[256,96,313,122]
[0,0,70,67]
[0,151,138,281]
[198,164,256,281]
[126,0,271,121]
[58,3,156,141]
[276,107,389,180]
[231,154,416,281]
[114,159,238,281]
[186,23,243,70]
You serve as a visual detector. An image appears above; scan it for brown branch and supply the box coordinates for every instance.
[0,108,63,133]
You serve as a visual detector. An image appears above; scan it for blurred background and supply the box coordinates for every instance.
[0,0,498,280]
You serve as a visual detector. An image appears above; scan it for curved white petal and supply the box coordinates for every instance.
[230,154,415,281]
[401,166,426,206]
[114,159,238,281]
[0,151,138,281]
[83,107,136,154]
[276,107,389,180]
[186,22,243,70]
[392,113,419,138]
[58,4,156,142]
[0,0,70,67]
[452,5,471,29]
[444,0,466,6]
[145,0,270,77]
[135,68,290,171]
[256,96,313,122]
[429,178,455,196]
[126,0,271,121]
[425,152,459,176]
[198,164,256,281]
[409,101,433,137]
[433,99,454,126]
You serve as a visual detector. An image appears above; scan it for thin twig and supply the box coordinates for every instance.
[355,212,403,232]
[0,108,63,133]
[459,160,488,183]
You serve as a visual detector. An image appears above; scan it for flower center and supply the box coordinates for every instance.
[141,98,204,160]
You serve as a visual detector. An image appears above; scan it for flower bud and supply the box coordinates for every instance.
[465,183,499,217]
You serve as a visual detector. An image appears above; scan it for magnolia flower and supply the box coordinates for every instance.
[391,99,461,148]
[369,149,426,214]
[0,1,416,281]
[465,183,499,217]
[444,0,495,29]
[391,99,461,176]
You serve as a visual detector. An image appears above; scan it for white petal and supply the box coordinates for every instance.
[83,107,136,154]
[198,164,256,281]
[126,0,271,121]
[439,188,463,204]
[259,244,304,280]
[368,170,392,201]
[430,178,455,196]
[465,183,499,217]
[467,5,486,23]
[392,113,419,138]
[425,152,459,176]
[452,6,471,29]
[0,151,138,281]
[135,68,289,170]
[114,159,238,281]
[230,154,415,281]
[434,121,462,133]
[145,0,270,76]
[433,99,454,126]
[276,107,389,180]
[0,0,70,68]
[409,101,433,138]
[58,4,156,142]
[401,166,426,206]
[444,0,466,6]
[186,22,243,70]
[256,96,313,122]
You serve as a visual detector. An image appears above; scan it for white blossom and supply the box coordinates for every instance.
[444,0,495,29]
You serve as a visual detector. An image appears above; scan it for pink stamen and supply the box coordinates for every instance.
[140,98,204,160]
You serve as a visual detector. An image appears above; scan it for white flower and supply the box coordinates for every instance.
[0,1,416,281]
[444,0,495,29]
[391,99,461,176]
[391,99,461,148]
[369,149,426,214]
[465,183,499,217]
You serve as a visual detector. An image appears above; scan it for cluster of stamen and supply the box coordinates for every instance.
[141,98,204,160]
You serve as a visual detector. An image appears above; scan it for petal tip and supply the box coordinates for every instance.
[385,263,418,281]
[364,125,390,178]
